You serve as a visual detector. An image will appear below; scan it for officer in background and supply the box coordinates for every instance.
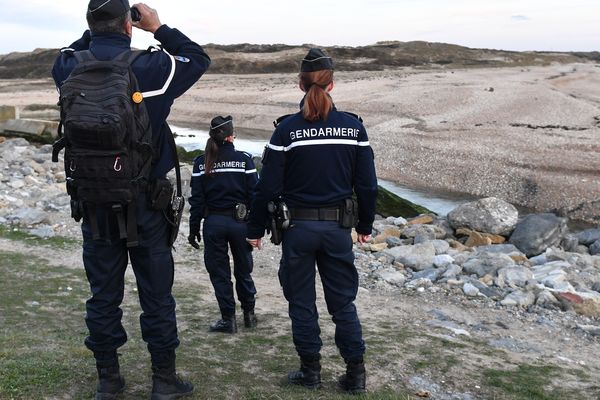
[52,1,210,398]
[188,116,259,334]
[246,49,377,394]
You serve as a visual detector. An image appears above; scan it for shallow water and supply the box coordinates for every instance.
[173,126,476,216]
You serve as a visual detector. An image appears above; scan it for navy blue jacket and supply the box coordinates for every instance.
[189,142,259,229]
[52,26,211,178]
[247,105,378,237]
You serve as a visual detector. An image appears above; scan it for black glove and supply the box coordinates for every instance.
[188,227,201,249]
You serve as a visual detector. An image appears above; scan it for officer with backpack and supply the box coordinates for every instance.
[51,1,210,399]
[188,116,259,334]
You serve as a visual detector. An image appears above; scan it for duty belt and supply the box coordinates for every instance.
[289,207,340,221]
[206,208,234,217]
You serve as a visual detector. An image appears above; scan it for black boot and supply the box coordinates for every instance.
[338,358,366,395]
[243,310,257,329]
[150,351,193,400]
[209,316,237,333]
[94,352,125,400]
[287,354,321,389]
[151,367,194,400]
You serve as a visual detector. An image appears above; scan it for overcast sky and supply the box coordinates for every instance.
[1,0,597,54]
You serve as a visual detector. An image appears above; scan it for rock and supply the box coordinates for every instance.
[448,239,470,252]
[448,197,518,235]
[496,266,534,288]
[510,254,529,264]
[29,225,55,238]
[561,234,579,253]
[529,254,547,265]
[464,230,492,247]
[556,292,600,318]
[509,213,567,257]
[501,290,536,307]
[385,236,403,248]
[457,227,506,245]
[590,240,600,256]
[381,242,436,271]
[433,254,454,268]
[592,282,600,293]
[430,239,450,255]
[574,229,600,245]
[408,214,434,225]
[401,224,446,240]
[7,207,49,225]
[8,180,25,189]
[368,243,388,252]
[393,216,407,226]
[377,269,407,286]
[531,261,570,288]
[0,105,16,122]
[441,264,463,280]
[536,290,560,307]
[351,229,358,243]
[411,268,443,283]
[372,226,402,244]
[463,282,480,297]
[406,277,434,289]
[473,244,522,256]
[576,324,600,337]
[462,252,515,277]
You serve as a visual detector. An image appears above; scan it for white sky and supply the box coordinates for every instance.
[0,0,598,54]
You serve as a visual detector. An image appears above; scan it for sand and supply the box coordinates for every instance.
[1,62,599,222]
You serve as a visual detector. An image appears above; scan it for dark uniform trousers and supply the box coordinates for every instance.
[81,195,179,356]
[279,220,365,361]
[203,214,256,318]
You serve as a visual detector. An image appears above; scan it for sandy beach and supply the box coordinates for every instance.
[1,62,599,222]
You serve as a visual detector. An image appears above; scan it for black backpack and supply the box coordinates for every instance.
[52,50,155,247]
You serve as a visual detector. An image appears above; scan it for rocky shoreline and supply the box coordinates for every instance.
[1,137,599,325]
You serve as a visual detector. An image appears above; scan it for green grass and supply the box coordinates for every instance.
[0,225,80,249]
[0,244,596,399]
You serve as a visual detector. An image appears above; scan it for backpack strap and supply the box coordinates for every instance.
[73,50,96,63]
[114,49,147,65]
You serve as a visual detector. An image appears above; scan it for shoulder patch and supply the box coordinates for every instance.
[341,111,363,123]
[60,47,75,55]
[273,113,294,128]
[241,151,252,159]
[174,56,190,63]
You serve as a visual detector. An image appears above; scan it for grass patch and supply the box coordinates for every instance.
[483,364,569,400]
[0,225,80,249]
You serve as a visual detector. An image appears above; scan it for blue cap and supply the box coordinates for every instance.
[87,0,130,22]
[301,48,334,72]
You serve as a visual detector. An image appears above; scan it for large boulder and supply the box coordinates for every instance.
[447,197,518,236]
[462,252,515,277]
[574,229,600,246]
[381,242,436,271]
[509,213,567,257]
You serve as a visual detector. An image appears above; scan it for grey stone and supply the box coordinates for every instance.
[576,245,590,255]
[402,224,446,240]
[531,261,570,288]
[431,239,450,255]
[500,290,536,307]
[442,264,463,279]
[7,208,49,225]
[381,242,436,271]
[496,266,534,288]
[528,254,548,266]
[509,213,568,257]
[447,197,518,235]
[414,234,435,244]
[377,269,406,286]
[592,282,600,293]
[385,236,403,248]
[536,290,560,307]
[406,277,433,288]
[411,268,443,283]
[561,234,579,252]
[433,254,454,268]
[462,252,515,277]
[29,225,55,238]
[474,244,523,256]
[463,282,480,297]
[577,324,600,337]
[574,229,600,245]
[590,240,600,256]
[393,216,407,226]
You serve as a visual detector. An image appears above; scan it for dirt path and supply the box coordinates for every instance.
[2,234,599,398]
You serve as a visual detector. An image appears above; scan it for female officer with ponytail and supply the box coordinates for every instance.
[247,49,377,394]
[188,116,259,334]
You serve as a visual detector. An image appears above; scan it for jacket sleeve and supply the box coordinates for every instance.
[245,157,259,205]
[152,25,211,99]
[247,131,286,239]
[188,158,206,230]
[51,30,91,87]
[354,126,378,235]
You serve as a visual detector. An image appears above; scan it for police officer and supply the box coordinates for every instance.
[52,1,210,399]
[188,116,259,334]
[246,48,377,394]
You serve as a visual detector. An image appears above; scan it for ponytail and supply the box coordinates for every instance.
[204,137,220,176]
[300,70,334,122]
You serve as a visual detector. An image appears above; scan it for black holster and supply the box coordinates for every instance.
[340,198,359,228]
[235,203,249,222]
[267,201,290,245]
[148,178,173,211]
